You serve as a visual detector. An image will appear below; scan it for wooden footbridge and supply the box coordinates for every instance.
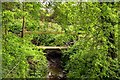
[20,19,68,79]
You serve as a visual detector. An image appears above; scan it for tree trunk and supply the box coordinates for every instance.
[21,2,25,38]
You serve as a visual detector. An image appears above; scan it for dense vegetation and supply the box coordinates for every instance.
[2,1,120,79]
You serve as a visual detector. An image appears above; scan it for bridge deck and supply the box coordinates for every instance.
[37,46,68,49]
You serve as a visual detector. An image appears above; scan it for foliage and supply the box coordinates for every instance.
[2,2,119,79]
[2,33,47,78]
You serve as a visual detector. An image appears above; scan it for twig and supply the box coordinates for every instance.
[5,61,21,78]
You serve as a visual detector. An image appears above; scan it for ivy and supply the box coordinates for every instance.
[2,2,119,79]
